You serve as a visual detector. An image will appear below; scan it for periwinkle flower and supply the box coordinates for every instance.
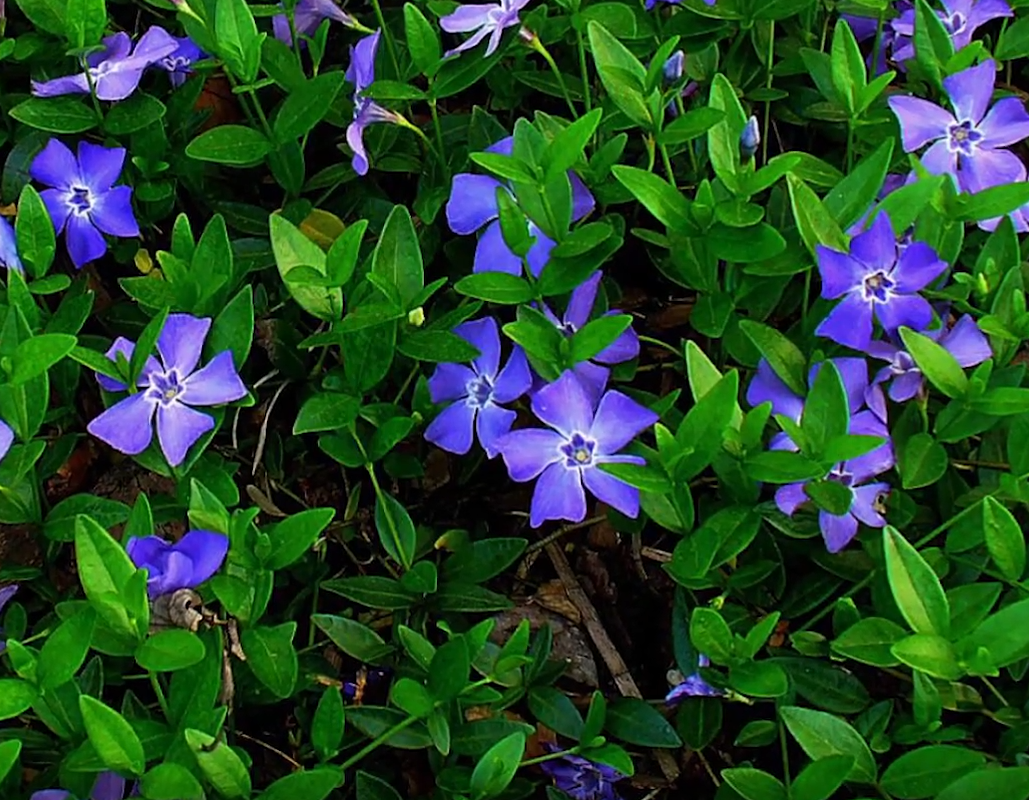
[31,772,127,800]
[864,314,991,402]
[538,744,624,800]
[665,654,723,704]
[0,216,23,271]
[0,419,11,465]
[346,30,401,176]
[747,357,873,426]
[815,212,947,350]
[539,271,640,403]
[154,35,205,88]
[127,530,229,599]
[32,27,178,101]
[273,0,358,46]
[446,135,595,276]
[87,314,248,467]
[891,0,1011,62]
[740,115,760,159]
[888,60,1029,194]
[424,317,531,457]
[440,0,529,57]
[497,371,657,527]
[30,139,140,269]
[0,584,18,655]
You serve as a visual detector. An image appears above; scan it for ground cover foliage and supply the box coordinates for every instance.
[4,0,1029,797]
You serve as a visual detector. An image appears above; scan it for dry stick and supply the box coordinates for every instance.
[542,540,681,783]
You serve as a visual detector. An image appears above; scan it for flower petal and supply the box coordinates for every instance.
[347,117,370,176]
[875,293,934,336]
[530,462,586,527]
[32,74,91,98]
[346,30,380,92]
[589,390,657,454]
[887,96,954,152]
[65,214,107,268]
[473,219,523,275]
[78,142,126,193]
[890,370,924,401]
[524,224,556,277]
[492,346,532,403]
[497,428,565,481]
[962,147,1027,193]
[943,59,996,124]
[94,66,148,101]
[890,241,947,293]
[151,549,193,596]
[920,139,958,181]
[175,529,230,587]
[440,4,495,31]
[425,401,476,455]
[31,139,79,190]
[126,535,167,572]
[816,246,862,299]
[816,291,874,350]
[747,359,803,421]
[564,271,601,329]
[850,482,890,527]
[156,401,214,467]
[570,361,610,408]
[443,23,493,57]
[941,315,991,367]
[582,465,639,518]
[39,188,71,235]
[775,482,809,516]
[457,317,500,378]
[819,510,859,553]
[88,392,156,455]
[532,370,595,437]
[595,316,640,365]
[446,174,503,235]
[0,420,13,463]
[850,212,898,272]
[428,362,476,403]
[182,351,247,406]
[570,174,595,222]
[90,185,139,237]
[157,314,211,376]
[476,404,516,458]
[978,96,1029,147]
[91,771,127,800]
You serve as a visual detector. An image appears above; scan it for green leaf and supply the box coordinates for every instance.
[880,746,986,799]
[570,314,633,364]
[804,479,853,515]
[899,327,968,399]
[470,732,525,800]
[372,204,424,309]
[208,285,255,369]
[312,686,345,761]
[528,687,584,740]
[883,526,950,637]
[587,21,652,129]
[611,165,694,234]
[273,72,345,142]
[185,728,251,799]
[658,106,725,146]
[790,755,854,800]
[780,706,876,783]
[103,93,166,136]
[935,768,1029,800]
[38,606,95,689]
[775,657,870,714]
[312,614,392,663]
[0,740,23,785]
[739,320,807,396]
[322,576,418,609]
[690,607,734,664]
[605,697,682,748]
[186,125,272,166]
[454,272,535,304]
[722,768,787,800]
[9,333,76,384]
[241,623,298,698]
[140,763,205,800]
[801,361,849,455]
[270,213,343,320]
[214,0,262,82]
[545,108,603,179]
[899,433,948,489]
[261,768,343,800]
[294,392,361,434]
[428,637,470,703]
[356,770,404,800]
[15,183,56,278]
[786,173,848,255]
[441,538,528,584]
[830,18,866,116]
[404,2,440,73]
[374,493,417,570]
[824,138,894,230]
[890,633,963,680]
[398,329,480,363]
[135,629,206,672]
[9,96,95,133]
[79,695,145,775]
[0,679,37,720]
[266,507,335,570]
[958,597,1029,668]
[982,497,1026,581]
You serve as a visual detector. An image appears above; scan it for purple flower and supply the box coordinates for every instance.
[539,271,640,403]
[127,530,229,599]
[0,215,22,272]
[32,27,178,101]
[496,371,658,527]
[0,584,18,655]
[154,35,205,88]
[538,744,624,800]
[30,139,140,269]
[666,654,723,704]
[0,419,11,465]
[440,0,529,57]
[842,8,909,75]
[887,60,1029,195]
[31,772,127,800]
[87,314,248,467]
[740,115,760,159]
[747,357,875,425]
[663,50,684,83]
[346,30,401,176]
[892,0,1011,62]
[446,136,595,276]
[865,314,991,402]
[273,0,358,46]
[424,317,531,457]
[815,212,947,350]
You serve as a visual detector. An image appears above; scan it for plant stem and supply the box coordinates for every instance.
[355,435,411,570]
[761,20,774,165]
[149,672,171,720]
[429,98,449,178]
[369,0,401,78]
[576,27,592,115]
[338,714,420,770]
[659,143,676,187]
[530,37,577,117]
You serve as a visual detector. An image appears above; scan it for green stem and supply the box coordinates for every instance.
[369,0,401,78]
[398,115,447,172]
[429,99,449,178]
[639,335,681,358]
[659,143,676,187]
[981,676,1011,708]
[149,672,171,720]
[246,88,275,140]
[761,20,774,165]
[576,27,592,115]
[339,714,420,770]
[355,435,411,570]
[778,709,791,788]
[530,37,577,117]
[83,66,105,123]
[520,748,580,768]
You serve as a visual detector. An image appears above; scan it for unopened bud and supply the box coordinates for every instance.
[740,115,760,160]
[663,50,684,84]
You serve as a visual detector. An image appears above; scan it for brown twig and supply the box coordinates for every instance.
[542,539,681,783]
[235,730,302,770]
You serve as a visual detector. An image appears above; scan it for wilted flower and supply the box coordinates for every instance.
[815,212,947,350]
[440,0,529,57]
[346,30,401,176]
[32,27,178,101]
[539,271,640,403]
[0,584,18,655]
[496,371,657,527]
[864,315,991,402]
[888,60,1029,194]
[154,35,205,88]
[87,313,248,467]
[127,530,229,599]
[891,0,1011,62]
[273,0,358,46]
[740,115,760,159]
[31,772,127,800]
[446,135,595,276]
[538,744,625,800]
[424,317,531,457]
[665,654,723,704]
[0,419,11,465]
[0,216,22,272]
[30,139,140,269]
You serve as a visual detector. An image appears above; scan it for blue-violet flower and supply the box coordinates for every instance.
[127,530,229,598]
[346,30,401,176]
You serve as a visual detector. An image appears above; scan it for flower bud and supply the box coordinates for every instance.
[740,114,760,159]
[663,50,684,84]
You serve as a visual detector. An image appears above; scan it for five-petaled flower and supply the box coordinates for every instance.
[863,315,991,402]
[891,0,1011,63]
[888,60,1029,194]
[346,30,401,176]
[87,313,248,467]
[440,0,529,57]
[539,271,640,403]
[273,0,358,46]
[127,530,230,599]
[0,216,22,272]
[538,744,625,800]
[665,654,723,704]
[31,771,128,800]
[0,584,18,655]
[815,212,947,350]
[32,27,178,101]
[424,316,531,457]
[446,135,595,276]
[154,35,205,88]
[497,371,657,527]
[30,139,140,269]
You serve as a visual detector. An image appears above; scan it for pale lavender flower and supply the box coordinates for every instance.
[440,0,529,58]
[815,212,947,350]
[87,314,248,467]
[891,0,1011,62]
[446,135,595,276]
[0,584,18,655]
[0,216,22,272]
[665,654,723,704]
[154,35,205,88]
[30,772,127,800]
[346,30,401,176]
[888,60,1029,194]
[30,139,140,269]
[32,27,178,101]
[424,317,531,457]
[864,315,991,402]
[496,371,657,527]
[538,744,624,800]
[127,530,229,598]
[273,0,358,46]
[0,419,11,464]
